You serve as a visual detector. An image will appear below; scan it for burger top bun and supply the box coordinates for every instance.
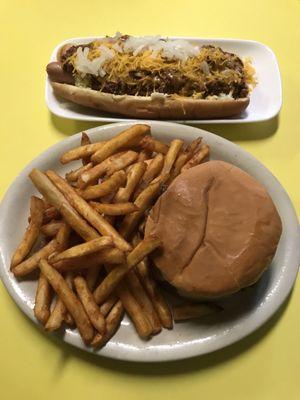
[145,160,282,299]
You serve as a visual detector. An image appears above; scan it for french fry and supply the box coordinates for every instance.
[63,307,75,325]
[164,137,202,184]
[60,141,106,164]
[78,151,138,189]
[119,180,161,239]
[168,152,188,182]
[127,236,161,266]
[139,136,169,155]
[11,196,44,268]
[116,283,152,339]
[91,124,150,164]
[61,273,75,326]
[99,294,118,316]
[99,191,116,204]
[172,302,222,321]
[34,272,52,325]
[65,162,93,183]
[136,259,173,329]
[90,201,138,215]
[51,237,113,263]
[60,273,75,327]
[53,248,125,272]
[80,170,126,200]
[98,192,116,226]
[12,238,58,277]
[91,300,124,348]
[126,270,161,334]
[137,150,152,162]
[103,215,116,226]
[41,221,64,237]
[42,205,60,224]
[45,272,74,331]
[56,222,71,251]
[144,159,153,167]
[85,266,101,291]
[30,170,99,241]
[78,154,121,188]
[156,139,183,183]
[134,153,164,198]
[48,223,74,324]
[138,219,146,236]
[46,170,131,252]
[63,312,74,326]
[95,262,150,341]
[181,144,210,171]
[39,259,94,344]
[185,137,202,160]
[104,152,140,178]
[59,203,99,241]
[94,240,161,341]
[41,198,51,208]
[114,162,146,203]
[93,265,127,305]
[81,132,91,165]
[30,169,70,209]
[93,236,161,304]
[45,297,65,330]
[74,276,106,334]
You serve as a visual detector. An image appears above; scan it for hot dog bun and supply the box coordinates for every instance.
[57,43,73,61]
[51,82,250,119]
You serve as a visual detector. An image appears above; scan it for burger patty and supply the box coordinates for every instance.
[62,45,249,99]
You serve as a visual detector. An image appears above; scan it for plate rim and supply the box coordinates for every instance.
[45,36,282,124]
[0,121,299,362]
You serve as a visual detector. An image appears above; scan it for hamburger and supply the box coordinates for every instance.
[145,160,282,299]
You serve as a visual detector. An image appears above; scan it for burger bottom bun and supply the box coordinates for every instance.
[145,160,282,299]
[51,82,250,120]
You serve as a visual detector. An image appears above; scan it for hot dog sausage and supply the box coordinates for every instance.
[46,62,74,85]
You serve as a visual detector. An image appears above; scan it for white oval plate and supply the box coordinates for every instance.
[45,36,282,124]
[0,121,299,362]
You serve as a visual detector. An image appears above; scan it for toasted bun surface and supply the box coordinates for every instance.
[57,44,73,61]
[145,160,282,299]
[51,82,249,119]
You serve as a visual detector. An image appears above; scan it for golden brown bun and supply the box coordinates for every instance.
[57,43,73,61]
[51,82,250,119]
[145,161,282,299]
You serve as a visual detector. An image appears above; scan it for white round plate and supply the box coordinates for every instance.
[0,121,299,362]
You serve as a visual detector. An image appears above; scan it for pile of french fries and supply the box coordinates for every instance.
[10,124,219,348]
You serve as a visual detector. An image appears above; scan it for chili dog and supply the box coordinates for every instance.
[47,34,256,119]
